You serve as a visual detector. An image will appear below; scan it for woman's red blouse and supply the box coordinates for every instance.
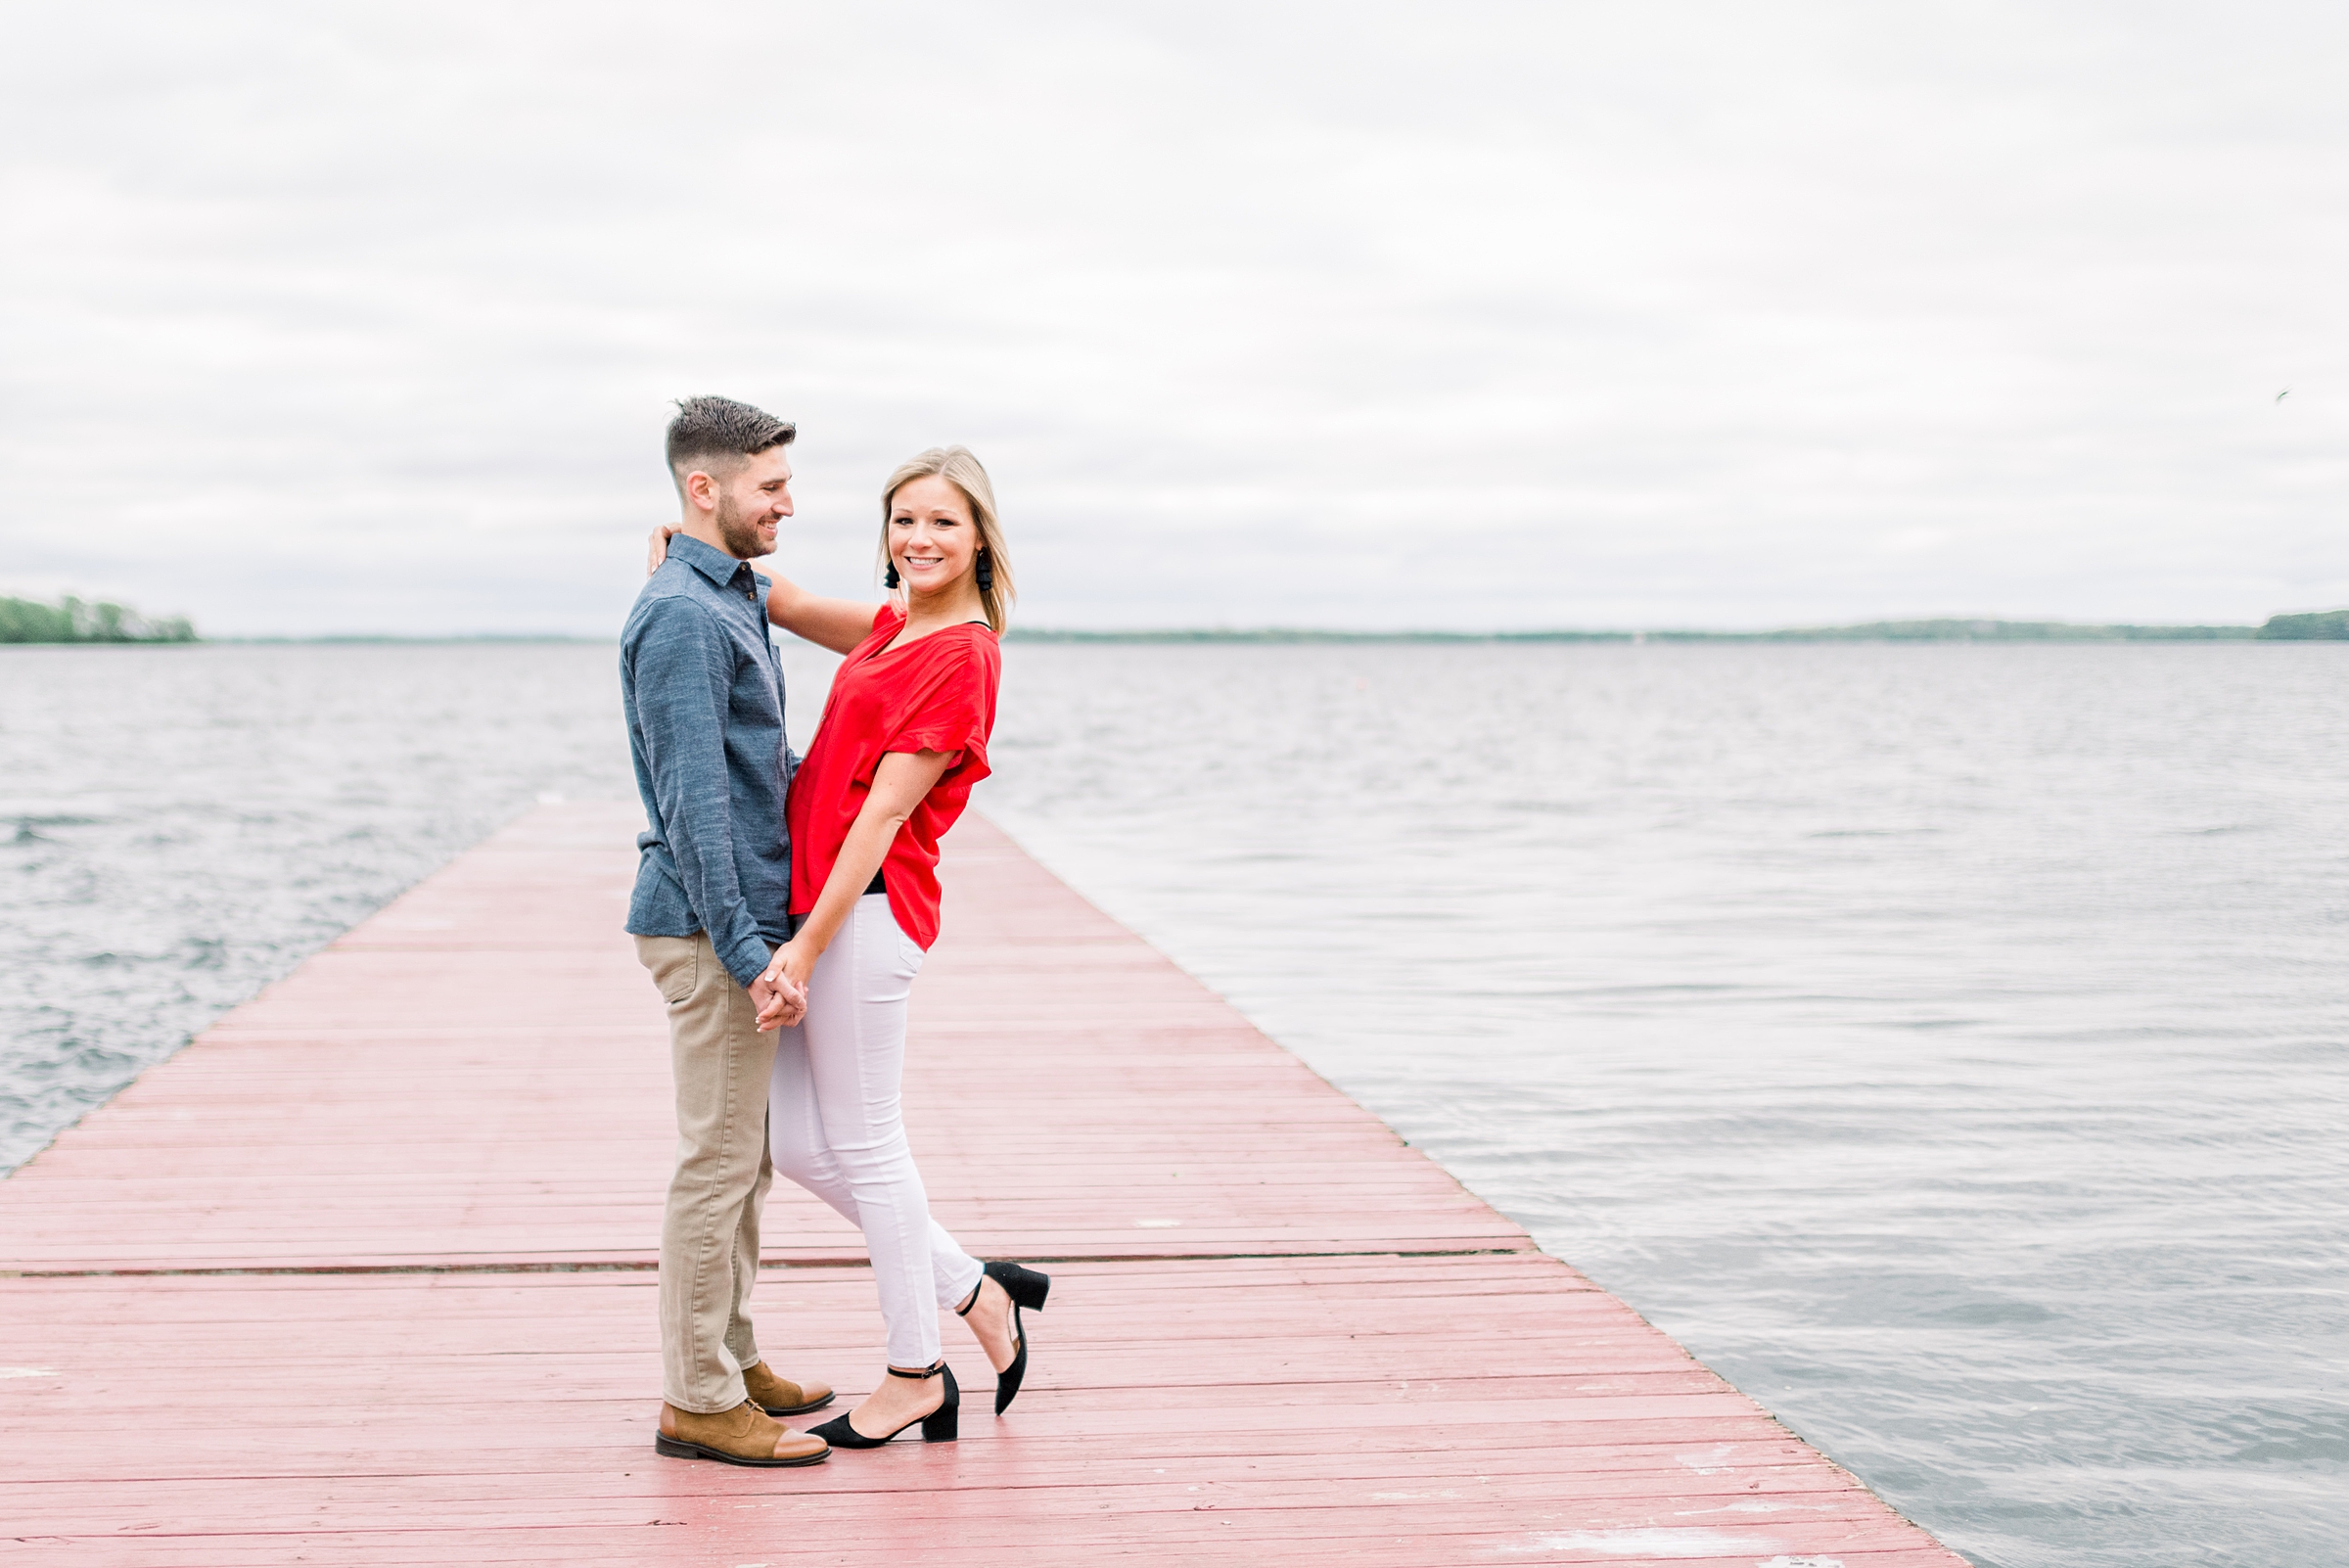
[785,604,999,951]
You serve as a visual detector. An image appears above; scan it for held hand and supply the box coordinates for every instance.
[749,972,806,1033]
[646,523,683,576]
[754,940,817,1030]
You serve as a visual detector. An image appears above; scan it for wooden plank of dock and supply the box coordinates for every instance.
[0,804,1965,1567]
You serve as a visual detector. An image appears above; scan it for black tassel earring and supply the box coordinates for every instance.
[884,558,900,589]
[976,549,993,593]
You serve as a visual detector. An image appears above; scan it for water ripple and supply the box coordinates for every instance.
[983,641,2349,1568]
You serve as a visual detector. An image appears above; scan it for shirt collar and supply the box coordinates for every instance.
[668,531,755,590]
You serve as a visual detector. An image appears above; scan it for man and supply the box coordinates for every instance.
[621,395,831,1467]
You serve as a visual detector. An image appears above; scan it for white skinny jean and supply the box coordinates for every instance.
[767,893,985,1367]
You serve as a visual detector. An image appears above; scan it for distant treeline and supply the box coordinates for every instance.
[0,595,196,644]
[7,596,2344,647]
[1010,611,2349,645]
[2258,609,2349,640]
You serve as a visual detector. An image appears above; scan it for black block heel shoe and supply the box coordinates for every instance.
[806,1362,958,1448]
[960,1259,1051,1415]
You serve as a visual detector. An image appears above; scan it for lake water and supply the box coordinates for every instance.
[4,639,2344,1567]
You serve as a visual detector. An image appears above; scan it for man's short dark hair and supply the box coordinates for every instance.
[666,395,796,483]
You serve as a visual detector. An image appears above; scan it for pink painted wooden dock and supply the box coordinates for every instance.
[0,804,1964,1566]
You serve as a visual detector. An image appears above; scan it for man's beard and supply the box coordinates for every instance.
[714,491,769,560]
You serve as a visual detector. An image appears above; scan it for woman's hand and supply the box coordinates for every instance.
[754,939,816,1031]
[748,970,806,1032]
[647,523,682,576]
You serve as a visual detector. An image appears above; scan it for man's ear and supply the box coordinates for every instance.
[683,469,720,513]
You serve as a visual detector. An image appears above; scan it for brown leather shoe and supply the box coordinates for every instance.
[743,1360,835,1417]
[656,1400,828,1467]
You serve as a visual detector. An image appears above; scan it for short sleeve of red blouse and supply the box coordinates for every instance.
[882,645,990,777]
[784,605,1002,951]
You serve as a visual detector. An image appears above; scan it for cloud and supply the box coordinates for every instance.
[2,0,2344,634]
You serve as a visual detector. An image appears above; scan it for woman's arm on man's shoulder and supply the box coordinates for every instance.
[759,571,881,655]
[646,524,879,655]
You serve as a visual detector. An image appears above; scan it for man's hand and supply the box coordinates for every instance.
[749,972,806,1033]
[754,939,818,1031]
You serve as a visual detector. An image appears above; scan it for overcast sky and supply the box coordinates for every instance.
[3,1,2343,635]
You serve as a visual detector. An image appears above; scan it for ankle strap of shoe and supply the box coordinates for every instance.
[888,1361,946,1380]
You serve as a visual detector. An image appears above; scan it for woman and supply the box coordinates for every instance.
[668,445,1046,1450]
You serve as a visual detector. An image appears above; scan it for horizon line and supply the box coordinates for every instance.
[14,609,2349,647]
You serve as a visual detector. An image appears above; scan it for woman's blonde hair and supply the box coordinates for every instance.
[879,445,1015,634]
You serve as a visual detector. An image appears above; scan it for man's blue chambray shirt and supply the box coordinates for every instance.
[620,532,794,989]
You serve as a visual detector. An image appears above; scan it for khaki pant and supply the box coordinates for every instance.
[637,932,778,1413]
